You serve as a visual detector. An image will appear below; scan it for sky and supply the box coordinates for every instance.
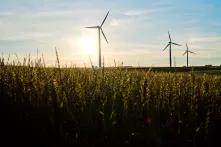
[0,0,221,67]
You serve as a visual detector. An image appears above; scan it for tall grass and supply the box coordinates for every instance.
[0,56,220,146]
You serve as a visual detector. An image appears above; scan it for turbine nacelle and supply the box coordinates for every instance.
[163,32,181,51]
[163,31,182,67]
[183,51,196,55]
[183,43,196,55]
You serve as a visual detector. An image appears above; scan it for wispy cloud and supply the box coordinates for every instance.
[189,36,221,43]
[0,32,52,41]
[109,19,120,26]
[123,9,154,16]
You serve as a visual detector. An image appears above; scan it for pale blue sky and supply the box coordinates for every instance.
[0,0,221,66]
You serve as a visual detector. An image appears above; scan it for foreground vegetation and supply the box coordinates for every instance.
[0,58,220,146]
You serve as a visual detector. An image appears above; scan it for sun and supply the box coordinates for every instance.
[80,36,97,55]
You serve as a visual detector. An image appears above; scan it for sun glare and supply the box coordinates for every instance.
[80,36,97,55]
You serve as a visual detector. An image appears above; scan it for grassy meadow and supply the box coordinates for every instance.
[0,57,221,146]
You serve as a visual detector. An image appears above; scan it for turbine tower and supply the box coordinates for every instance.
[163,32,181,67]
[85,11,109,68]
[183,43,196,67]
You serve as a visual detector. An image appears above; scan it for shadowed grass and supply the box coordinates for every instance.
[0,56,220,146]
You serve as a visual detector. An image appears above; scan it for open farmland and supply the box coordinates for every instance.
[0,60,220,146]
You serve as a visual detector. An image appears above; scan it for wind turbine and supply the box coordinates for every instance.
[163,32,182,67]
[85,11,109,68]
[183,43,196,67]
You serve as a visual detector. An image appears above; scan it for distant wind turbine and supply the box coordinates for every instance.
[85,11,110,68]
[183,43,196,67]
[163,32,182,67]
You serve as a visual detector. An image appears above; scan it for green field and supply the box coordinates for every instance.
[0,59,221,146]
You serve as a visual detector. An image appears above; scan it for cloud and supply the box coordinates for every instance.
[123,9,153,16]
[189,36,221,43]
[122,3,173,17]
[109,19,120,26]
[104,48,151,56]
[0,32,51,41]
[0,11,13,16]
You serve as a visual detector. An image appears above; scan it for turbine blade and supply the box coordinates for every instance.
[171,42,182,46]
[163,44,170,51]
[189,51,196,54]
[101,28,108,43]
[85,26,98,28]
[168,32,171,42]
[186,43,189,50]
[101,11,110,27]
[183,51,187,56]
